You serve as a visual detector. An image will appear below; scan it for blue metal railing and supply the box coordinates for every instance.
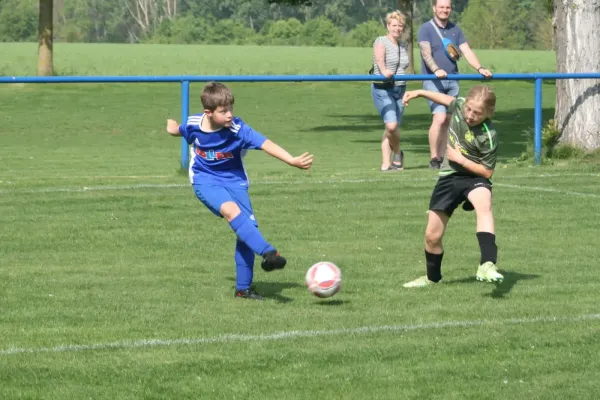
[3,72,599,168]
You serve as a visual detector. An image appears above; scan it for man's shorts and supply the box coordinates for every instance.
[422,79,460,114]
[371,84,407,124]
[429,174,492,217]
[192,184,257,226]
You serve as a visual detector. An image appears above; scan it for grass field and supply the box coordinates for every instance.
[1,45,599,399]
[0,43,557,76]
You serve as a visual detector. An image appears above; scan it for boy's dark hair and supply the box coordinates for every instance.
[201,82,235,111]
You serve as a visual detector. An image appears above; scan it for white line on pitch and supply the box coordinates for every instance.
[0,174,598,198]
[2,313,599,356]
[0,178,426,194]
[0,175,173,181]
[495,183,600,198]
[1,172,597,183]
[0,183,187,194]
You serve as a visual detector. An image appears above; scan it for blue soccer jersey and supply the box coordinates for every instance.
[178,114,267,187]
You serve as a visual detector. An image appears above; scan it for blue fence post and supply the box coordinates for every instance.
[180,80,190,170]
[534,77,543,165]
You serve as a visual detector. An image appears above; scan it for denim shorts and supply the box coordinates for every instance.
[423,80,460,114]
[371,84,407,124]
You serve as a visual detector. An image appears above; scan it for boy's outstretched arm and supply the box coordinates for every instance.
[261,140,313,170]
[403,89,455,107]
[166,119,181,137]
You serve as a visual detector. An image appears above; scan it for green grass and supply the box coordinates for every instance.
[0,42,557,76]
[1,47,599,399]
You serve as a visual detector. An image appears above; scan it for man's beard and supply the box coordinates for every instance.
[436,13,449,22]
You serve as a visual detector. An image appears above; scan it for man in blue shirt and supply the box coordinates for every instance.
[166,82,313,300]
[417,0,492,169]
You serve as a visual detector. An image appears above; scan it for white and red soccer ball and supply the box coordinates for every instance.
[305,261,342,298]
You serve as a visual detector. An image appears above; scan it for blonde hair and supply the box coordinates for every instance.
[201,81,235,111]
[386,10,406,26]
[466,85,496,114]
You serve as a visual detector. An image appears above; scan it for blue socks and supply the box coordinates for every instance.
[229,214,276,291]
[228,213,275,256]
[234,240,254,290]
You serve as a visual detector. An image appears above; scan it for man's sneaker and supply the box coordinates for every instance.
[392,150,405,170]
[403,275,439,288]
[476,262,503,283]
[235,288,265,300]
[261,250,287,272]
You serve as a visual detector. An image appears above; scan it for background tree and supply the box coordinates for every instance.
[0,0,38,42]
[459,0,515,49]
[0,1,553,49]
[38,0,53,76]
[398,0,414,73]
[552,0,600,150]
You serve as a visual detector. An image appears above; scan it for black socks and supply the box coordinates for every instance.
[425,250,444,282]
[477,232,497,264]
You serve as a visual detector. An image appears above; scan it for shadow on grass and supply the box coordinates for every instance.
[485,270,541,299]
[227,277,300,303]
[444,270,541,299]
[314,298,347,306]
[308,107,555,162]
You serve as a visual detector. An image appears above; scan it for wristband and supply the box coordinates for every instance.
[477,67,484,73]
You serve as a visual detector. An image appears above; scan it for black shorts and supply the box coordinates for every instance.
[429,174,492,217]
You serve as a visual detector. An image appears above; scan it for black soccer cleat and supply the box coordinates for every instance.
[261,250,287,272]
[235,288,265,300]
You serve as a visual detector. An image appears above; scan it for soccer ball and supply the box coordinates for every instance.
[305,262,342,298]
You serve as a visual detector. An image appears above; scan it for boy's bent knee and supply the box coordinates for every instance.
[220,201,241,221]
[424,230,443,248]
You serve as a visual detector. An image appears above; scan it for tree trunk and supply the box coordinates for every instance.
[398,0,414,73]
[553,0,600,150]
[37,0,54,76]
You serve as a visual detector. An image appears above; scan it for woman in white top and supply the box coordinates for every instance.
[371,10,410,171]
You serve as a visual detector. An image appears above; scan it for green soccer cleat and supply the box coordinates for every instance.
[476,262,503,283]
[403,275,439,288]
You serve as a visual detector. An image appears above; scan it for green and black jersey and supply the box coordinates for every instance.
[440,97,498,176]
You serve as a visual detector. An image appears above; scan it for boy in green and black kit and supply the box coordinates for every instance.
[402,85,503,287]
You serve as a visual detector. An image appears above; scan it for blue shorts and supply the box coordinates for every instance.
[371,84,406,124]
[192,184,257,226]
[423,80,460,114]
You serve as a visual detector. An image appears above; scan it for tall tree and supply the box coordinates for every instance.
[459,0,515,49]
[37,0,53,76]
[553,0,600,150]
[122,0,177,41]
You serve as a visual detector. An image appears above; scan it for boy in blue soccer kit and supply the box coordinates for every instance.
[166,82,313,300]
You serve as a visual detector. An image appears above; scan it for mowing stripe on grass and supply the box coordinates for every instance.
[1,172,597,182]
[2,313,599,356]
[1,174,599,198]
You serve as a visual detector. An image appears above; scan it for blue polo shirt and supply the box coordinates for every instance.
[417,20,466,75]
